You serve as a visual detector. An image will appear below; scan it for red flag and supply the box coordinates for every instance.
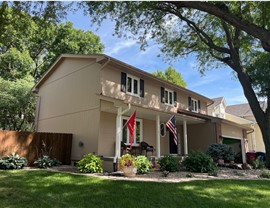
[126,111,136,149]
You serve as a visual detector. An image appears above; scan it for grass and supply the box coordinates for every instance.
[0,170,270,208]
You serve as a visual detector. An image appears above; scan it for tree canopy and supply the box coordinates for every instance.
[0,76,36,131]
[152,67,187,88]
[0,3,104,131]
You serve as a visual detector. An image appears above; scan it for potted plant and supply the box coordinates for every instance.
[119,154,138,177]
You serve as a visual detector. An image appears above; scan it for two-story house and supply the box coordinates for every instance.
[33,54,251,171]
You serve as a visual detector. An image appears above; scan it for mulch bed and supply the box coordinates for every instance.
[38,165,269,183]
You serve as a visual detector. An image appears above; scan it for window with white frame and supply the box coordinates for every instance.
[126,74,139,96]
[191,98,199,113]
[122,117,143,145]
[165,88,174,106]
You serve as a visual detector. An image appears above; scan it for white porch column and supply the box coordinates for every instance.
[183,120,188,155]
[115,107,123,160]
[241,138,247,163]
[156,114,161,158]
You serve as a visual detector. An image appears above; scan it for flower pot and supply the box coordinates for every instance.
[122,166,137,177]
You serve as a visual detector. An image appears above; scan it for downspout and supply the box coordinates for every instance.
[113,103,131,169]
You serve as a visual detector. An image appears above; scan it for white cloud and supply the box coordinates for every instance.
[105,39,138,56]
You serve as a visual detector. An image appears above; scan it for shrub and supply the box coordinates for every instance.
[183,151,217,176]
[159,155,180,172]
[77,153,103,173]
[207,143,235,162]
[135,155,152,174]
[251,156,265,169]
[34,155,61,168]
[0,153,28,170]
[260,169,270,179]
[119,154,137,168]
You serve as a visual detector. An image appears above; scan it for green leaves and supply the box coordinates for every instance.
[0,76,36,131]
[152,66,187,88]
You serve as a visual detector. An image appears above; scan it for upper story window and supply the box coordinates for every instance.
[127,75,139,96]
[121,72,144,97]
[161,87,177,107]
[188,97,201,113]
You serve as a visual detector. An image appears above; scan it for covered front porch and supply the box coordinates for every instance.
[98,98,206,161]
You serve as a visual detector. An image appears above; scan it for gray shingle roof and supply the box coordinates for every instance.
[226,102,267,117]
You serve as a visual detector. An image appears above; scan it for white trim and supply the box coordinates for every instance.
[122,116,143,145]
[156,114,161,158]
[222,135,242,140]
[191,98,199,113]
[183,120,188,155]
[222,135,247,163]
[126,74,140,97]
[160,123,166,137]
[164,88,174,106]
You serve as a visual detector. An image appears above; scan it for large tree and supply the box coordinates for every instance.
[152,66,187,88]
[0,4,105,81]
[0,76,36,131]
[0,3,104,130]
[84,1,270,167]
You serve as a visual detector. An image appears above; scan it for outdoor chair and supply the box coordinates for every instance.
[139,141,154,156]
[121,141,130,155]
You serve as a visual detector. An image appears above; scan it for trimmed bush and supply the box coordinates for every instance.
[0,153,28,170]
[183,151,217,176]
[34,155,61,168]
[135,155,152,174]
[260,169,270,178]
[159,155,180,172]
[77,153,103,173]
[251,156,265,169]
[207,143,235,162]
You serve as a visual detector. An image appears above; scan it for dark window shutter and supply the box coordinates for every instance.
[198,100,201,112]
[174,91,177,107]
[121,72,127,92]
[188,96,192,111]
[140,79,144,97]
[161,87,165,103]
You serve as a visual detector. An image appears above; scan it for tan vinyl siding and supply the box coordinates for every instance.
[98,112,116,157]
[38,109,100,160]
[187,122,216,152]
[254,124,265,152]
[221,123,243,139]
[101,64,208,115]
[36,58,102,161]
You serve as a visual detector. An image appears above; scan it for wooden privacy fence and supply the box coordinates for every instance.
[0,130,72,166]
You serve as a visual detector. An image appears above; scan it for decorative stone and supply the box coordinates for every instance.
[242,163,252,170]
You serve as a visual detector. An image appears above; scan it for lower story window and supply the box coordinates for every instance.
[122,117,143,145]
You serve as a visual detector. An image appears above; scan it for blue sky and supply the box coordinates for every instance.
[66,7,247,105]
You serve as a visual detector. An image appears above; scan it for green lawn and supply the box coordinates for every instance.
[0,170,270,208]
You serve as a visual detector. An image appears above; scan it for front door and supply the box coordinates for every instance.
[169,131,177,154]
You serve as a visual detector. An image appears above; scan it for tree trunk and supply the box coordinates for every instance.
[235,68,270,168]
[258,118,270,168]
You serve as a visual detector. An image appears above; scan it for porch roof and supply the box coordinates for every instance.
[99,94,205,125]
[178,108,253,131]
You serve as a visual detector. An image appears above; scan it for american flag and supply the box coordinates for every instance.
[166,115,177,145]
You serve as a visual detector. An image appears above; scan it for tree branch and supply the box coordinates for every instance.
[168,1,270,52]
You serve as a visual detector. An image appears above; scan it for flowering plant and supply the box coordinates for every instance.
[119,154,137,168]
